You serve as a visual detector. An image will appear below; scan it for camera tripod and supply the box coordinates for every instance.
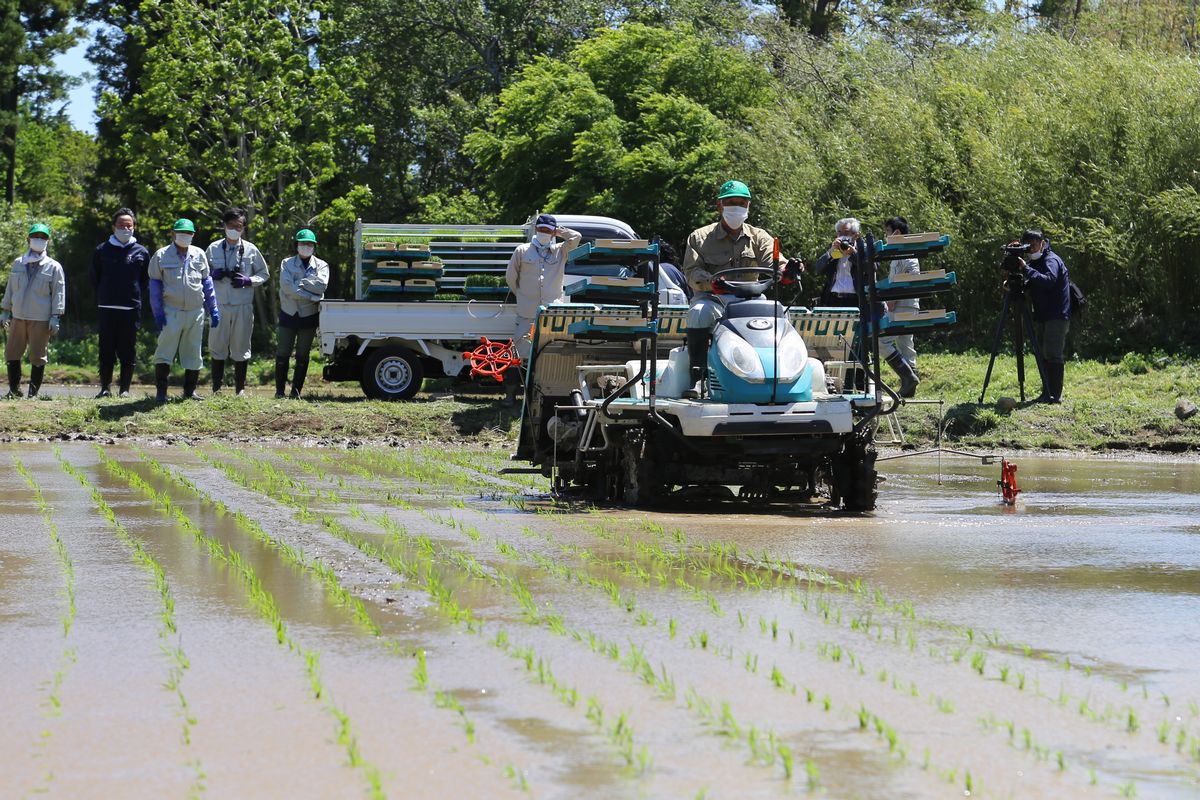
[979,281,1046,404]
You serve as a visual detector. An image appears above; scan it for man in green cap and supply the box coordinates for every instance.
[2,223,66,398]
[275,229,328,398]
[148,218,220,402]
[681,180,803,398]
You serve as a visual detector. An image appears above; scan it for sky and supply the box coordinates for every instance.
[55,29,98,134]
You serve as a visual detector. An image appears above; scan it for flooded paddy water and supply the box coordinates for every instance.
[1,441,1197,799]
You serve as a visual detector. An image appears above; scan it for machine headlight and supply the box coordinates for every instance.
[775,338,808,383]
[716,335,765,382]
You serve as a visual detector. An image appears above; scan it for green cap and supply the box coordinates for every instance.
[172,218,196,233]
[294,228,317,244]
[717,180,751,200]
[28,223,50,237]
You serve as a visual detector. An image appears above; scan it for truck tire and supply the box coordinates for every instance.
[362,346,424,400]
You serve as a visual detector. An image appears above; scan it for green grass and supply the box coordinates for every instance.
[4,350,1197,451]
[887,352,1200,452]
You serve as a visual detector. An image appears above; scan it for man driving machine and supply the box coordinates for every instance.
[682,180,803,398]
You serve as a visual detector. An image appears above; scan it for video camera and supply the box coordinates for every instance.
[1000,241,1030,272]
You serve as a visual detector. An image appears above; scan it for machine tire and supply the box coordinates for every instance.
[841,440,878,512]
[361,346,424,400]
[620,434,661,507]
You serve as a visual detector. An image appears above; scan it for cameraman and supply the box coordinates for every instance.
[816,218,862,307]
[1012,229,1070,404]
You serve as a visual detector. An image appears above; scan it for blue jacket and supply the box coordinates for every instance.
[91,237,150,310]
[1023,248,1070,322]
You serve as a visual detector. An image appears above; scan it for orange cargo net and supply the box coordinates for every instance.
[463,337,522,383]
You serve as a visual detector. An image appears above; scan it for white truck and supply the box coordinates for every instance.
[319,215,642,399]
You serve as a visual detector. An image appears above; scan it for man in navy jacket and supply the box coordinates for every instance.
[1016,229,1070,403]
[90,207,149,397]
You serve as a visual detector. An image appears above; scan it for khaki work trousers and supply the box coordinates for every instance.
[4,318,51,366]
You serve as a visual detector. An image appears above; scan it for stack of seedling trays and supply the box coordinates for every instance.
[362,242,443,300]
[869,232,957,335]
[565,239,658,308]
[463,274,510,300]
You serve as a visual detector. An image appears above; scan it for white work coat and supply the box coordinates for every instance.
[505,228,582,319]
[2,253,66,321]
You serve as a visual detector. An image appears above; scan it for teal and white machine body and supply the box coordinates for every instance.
[706,310,822,404]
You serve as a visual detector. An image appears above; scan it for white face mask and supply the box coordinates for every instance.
[225,228,242,242]
[28,238,48,254]
[1028,248,1044,260]
[297,244,315,259]
[114,229,134,243]
[175,233,194,247]
[721,205,749,228]
[534,231,553,246]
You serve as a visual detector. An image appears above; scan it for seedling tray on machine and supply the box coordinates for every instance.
[564,275,657,304]
[568,316,657,341]
[873,269,958,301]
[872,233,950,261]
[875,309,957,335]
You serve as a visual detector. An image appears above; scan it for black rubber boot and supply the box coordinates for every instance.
[98,361,114,398]
[683,329,710,399]
[118,363,133,397]
[155,363,170,403]
[183,369,202,400]
[211,359,225,394]
[290,360,308,399]
[886,352,920,399]
[28,365,44,398]
[1046,362,1064,404]
[5,360,21,398]
[234,360,248,396]
[501,368,520,407]
[274,357,289,398]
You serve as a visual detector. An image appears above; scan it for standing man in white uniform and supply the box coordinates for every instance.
[503,213,581,407]
[207,208,269,395]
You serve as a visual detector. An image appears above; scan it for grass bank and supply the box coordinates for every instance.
[2,353,1197,453]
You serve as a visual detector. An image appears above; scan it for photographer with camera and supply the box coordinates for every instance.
[1007,229,1071,404]
[815,218,863,307]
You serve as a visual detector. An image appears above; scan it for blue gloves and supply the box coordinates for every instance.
[0,311,10,329]
[212,268,228,281]
[231,273,251,289]
[210,310,221,329]
[48,315,60,336]
[154,313,166,332]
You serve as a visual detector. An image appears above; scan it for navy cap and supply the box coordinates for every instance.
[535,213,557,229]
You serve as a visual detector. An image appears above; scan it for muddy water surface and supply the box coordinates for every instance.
[2,443,1198,799]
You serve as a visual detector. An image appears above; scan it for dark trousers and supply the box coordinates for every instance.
[276,325,317,361]
[98,307,139,373]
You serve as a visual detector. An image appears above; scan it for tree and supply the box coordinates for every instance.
[466,24,775,242]
[109,0,373,326]
[0,0,83,205]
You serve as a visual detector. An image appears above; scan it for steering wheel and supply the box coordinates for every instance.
[711,266,777,299]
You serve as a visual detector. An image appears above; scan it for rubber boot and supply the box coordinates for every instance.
[97,361,114,398]
[182,369,202,400]
[886,352,919,399]
[683,329,710,399]
[155,363,170,403]
[274,357,289,398]
[118,363,133,397]
[289,360,308,399]
[233,360,248,396]
[501,368,520,408]
[27,365,44,398]
[1046,362,1064,404]
[5,360,21,399]
[211,359,225,394]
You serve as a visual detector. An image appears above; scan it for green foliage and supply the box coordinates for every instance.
[467,24,775,240]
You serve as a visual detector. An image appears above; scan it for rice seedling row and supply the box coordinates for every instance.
[129,448,528,786]
[205,447,938,789]
[95,448,387,799]
[55,451,205,796]
[12,456,78,795]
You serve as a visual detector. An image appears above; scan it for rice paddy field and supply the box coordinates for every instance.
[2,443,1198,799]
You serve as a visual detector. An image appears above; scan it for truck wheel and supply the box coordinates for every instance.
[362,347,424,400]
